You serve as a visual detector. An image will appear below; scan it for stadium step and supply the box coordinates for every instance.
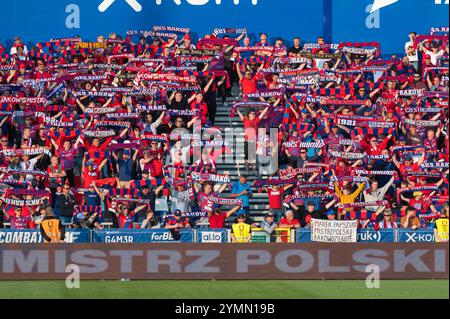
[212,95,271,219]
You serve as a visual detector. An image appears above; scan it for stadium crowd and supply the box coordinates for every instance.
[0,27,448,241]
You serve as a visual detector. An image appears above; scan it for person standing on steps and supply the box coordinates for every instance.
[236,106,269,176]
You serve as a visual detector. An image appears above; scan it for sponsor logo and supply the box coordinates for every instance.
[403,232,435,243]
[0,231,86,243]
[358,230,381,242]
[104,236,134,243]
[150,232,174,241]
[200,231,223,243]
[99,0,142,12]
[0,231,42,243]
[370,0,399,13]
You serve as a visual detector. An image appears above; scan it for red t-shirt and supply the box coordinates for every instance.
[82,168,100,188]
[408,198,429,212]
[117,212,135,229]
[150,158,163,178]
[243,118,260,141]
[241,77,258,95]
[268,188,283,209]
[209,213,227,229]
[279,217,300,228]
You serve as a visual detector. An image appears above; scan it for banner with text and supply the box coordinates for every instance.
[311,219,358,243]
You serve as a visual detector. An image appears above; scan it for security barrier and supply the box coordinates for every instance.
[250,228,270,243]
[274,228,293,243]
[0,229,90,244]
[0,228,439,243]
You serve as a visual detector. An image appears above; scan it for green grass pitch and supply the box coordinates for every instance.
[0,280,448,299]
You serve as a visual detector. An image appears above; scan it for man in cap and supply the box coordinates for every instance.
[169,181,190,214]
[3,206,33,230]
[112,148,139,189]
[231,212,252,243]
[297,199,337,226]
[165,209,191,240]
[419,40,445,66]
[10,36,28,55]
[208,205,241,229]
[393,151,426,176]
[407,191,430,213]
[326,210,336,220]
[261,211,278,241]
[40,207,65,243]
[82,157,108,188]
[179,34,196,50]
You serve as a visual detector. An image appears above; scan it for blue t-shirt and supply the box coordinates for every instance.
[231,182,252,207]
[118,158,133,181]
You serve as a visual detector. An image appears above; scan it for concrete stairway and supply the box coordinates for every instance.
[211,96,270,225]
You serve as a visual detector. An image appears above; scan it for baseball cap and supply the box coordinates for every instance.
[424,54,431,59]
[76,213,86,220]
[123,150,130,156]
[173,209,182,216]
[264,211,274,218]
[326,210,335,216]
[86,161,95,167]
[183,34,191,41]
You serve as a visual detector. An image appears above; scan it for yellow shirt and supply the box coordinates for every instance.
[435,218,449,242]
[232,223,251,243]
[335,182,366,214]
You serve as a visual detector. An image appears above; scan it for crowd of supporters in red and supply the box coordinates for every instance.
[0,27,448,234]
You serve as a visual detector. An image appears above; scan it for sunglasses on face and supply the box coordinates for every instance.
[1,140,7,142]
[64,187,70,190]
